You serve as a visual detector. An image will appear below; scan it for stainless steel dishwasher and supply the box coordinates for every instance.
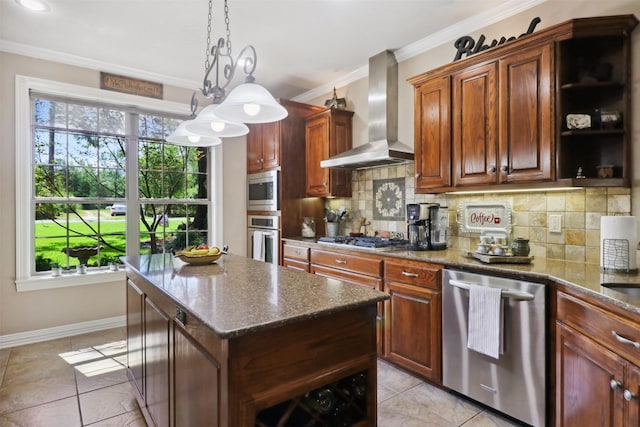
[442,268,547,427]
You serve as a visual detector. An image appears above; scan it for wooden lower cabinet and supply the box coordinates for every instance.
[555,288,640,427]
[383,259,442,381]
[144,298,171,427]
[174,324,221,426]
[282,243,310,273]
[555,322,626,427]
[126,270,378,427]
[126,280,144,400]
[310,248,384,355]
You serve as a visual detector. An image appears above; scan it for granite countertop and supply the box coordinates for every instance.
[123,253,389,339]
[284,237,640,316]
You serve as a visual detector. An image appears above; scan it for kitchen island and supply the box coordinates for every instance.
[123,253,388,427]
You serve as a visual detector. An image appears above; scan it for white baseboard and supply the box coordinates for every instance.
[0,315,126,349]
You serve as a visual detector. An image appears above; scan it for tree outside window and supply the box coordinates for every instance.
[32,97,209,273]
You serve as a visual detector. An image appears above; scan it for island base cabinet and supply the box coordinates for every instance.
[174,324,221,427]
[126,270,380,427]
[228,306,378,426]
[126,280,144,401]
[144,298,171,427]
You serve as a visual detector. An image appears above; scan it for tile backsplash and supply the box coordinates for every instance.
[324,163,631,262]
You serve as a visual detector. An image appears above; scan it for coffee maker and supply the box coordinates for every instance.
[406,203,448,251]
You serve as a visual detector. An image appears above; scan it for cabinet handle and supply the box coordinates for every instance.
[335,259,347,264]
[501,165,508,172]
[625,390,638,401]
[489,166,496,173]
[610,379,622,390]
[175,307,186,326]
[612,330,640,349]
[401,271,419,278]
[415,173,420,178]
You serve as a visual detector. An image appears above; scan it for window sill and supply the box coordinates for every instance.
[15,269,127,292]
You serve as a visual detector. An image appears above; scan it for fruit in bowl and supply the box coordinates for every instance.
[175,245,224,264]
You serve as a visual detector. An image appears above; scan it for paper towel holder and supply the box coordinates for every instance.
[601,238,638,274]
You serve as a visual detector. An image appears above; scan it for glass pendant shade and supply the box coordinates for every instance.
[166,121,222,147]
[215,83,288,124]
[185,104,249,138]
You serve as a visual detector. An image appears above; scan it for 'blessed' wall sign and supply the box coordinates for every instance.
[453,17,542,61]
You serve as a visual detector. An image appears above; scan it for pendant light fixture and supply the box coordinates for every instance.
[165,121,222,147]
[166,0,286,145]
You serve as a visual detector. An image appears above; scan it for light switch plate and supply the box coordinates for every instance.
[549,214,562,233]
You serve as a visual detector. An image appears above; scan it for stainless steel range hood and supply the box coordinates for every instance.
[320,50,414,169]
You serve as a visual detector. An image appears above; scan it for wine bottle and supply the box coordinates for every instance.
[339,372,367,400]
[302,387,336,415]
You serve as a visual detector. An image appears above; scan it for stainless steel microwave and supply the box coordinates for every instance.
[247,170,279,211]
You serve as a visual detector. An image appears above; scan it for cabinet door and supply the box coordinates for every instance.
[174,323,220,427]
[452,62,498,187]
[499,43,553,183]
[145,298,171,427]
[126,280,144,400]
[260,121,280,170]
[556,322,625,427]
[384,281,441,381]
[305,114,330,196]
[246,124,264,173]
[414,76,451,191]
[328,113,353,197]
[629,364,640,427]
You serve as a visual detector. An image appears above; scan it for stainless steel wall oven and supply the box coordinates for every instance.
[247,214,279,265]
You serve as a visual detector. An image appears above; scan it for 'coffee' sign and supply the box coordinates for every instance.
[453,17,541,61]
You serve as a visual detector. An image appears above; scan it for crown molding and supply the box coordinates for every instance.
[0,39,199,91]
[292,0,548,103]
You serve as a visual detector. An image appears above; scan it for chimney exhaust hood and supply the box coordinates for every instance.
[320,50,414,169]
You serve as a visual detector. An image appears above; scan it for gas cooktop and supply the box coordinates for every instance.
[317,236,409,251]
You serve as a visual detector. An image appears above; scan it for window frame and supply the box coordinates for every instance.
[15,75,224,292]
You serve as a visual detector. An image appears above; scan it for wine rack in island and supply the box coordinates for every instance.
[256,372,368,427]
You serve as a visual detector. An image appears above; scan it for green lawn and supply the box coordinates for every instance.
[35,211,187,270]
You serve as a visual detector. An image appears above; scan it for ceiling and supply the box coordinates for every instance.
[1,0,545,102]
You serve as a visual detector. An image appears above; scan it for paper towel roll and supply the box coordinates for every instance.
[600,216,638,270]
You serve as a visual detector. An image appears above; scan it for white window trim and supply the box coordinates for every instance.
[15,75,224,292]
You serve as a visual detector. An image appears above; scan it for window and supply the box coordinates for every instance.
[15,76,223,291]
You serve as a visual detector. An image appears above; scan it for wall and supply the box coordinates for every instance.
[315,0,640,263]
[0,52,247,336]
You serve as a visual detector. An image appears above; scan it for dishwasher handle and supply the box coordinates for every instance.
[448,279,534,301]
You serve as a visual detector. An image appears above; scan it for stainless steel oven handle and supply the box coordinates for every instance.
[448,279,534,301]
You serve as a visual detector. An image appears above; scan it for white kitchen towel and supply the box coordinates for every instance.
[467,284,503,359]
[252,231,264,261]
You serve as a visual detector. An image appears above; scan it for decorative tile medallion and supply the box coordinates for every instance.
[373,178,405,220]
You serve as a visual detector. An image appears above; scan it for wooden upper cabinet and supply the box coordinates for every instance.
[247,121,280,173]
[499,43,553,183]
[414,76,451,192]
[305,108,354,197]
[452,62,498,187]
[410,15,636,191]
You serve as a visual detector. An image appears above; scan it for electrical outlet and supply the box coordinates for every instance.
[549,214,562,233]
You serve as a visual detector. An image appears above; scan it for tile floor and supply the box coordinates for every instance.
[0,328,522,426]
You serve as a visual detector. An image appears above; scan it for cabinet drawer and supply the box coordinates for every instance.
[384,259,442,290]
[311,264,382,289]
[557,290,640,366]
[283,258,309,273]
[310,249,383,277]
[282,244,309,262]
